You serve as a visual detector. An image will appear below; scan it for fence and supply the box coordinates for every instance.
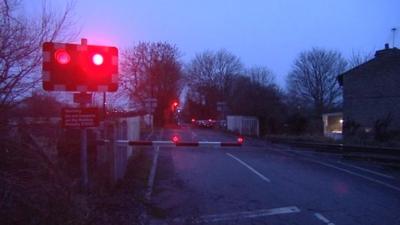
[96,116,140,181]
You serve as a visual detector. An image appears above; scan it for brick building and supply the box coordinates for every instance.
[338,45,400,138]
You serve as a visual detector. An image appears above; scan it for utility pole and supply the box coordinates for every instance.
[80,38,89,191]
[103,92,106,120]
[392,28,397,48]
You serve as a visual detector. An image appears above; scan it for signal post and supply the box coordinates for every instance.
[42,38,118,190]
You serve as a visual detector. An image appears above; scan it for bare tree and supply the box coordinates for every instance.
[12,90,67,118]
[0,2,85,224]
[0,0,77,118]
[121,42,182,125]
[287,48,347,116]
[186,49,242,107]
[348,50,373,69]
[246,66,275,87]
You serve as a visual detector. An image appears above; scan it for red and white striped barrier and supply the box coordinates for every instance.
[97,140,243,147]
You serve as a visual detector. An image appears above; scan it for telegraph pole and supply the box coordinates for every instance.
[392,28,397,48]
[80,38,89,191]
[103,92,106,120]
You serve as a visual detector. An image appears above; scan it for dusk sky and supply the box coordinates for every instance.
[26,0,399,87]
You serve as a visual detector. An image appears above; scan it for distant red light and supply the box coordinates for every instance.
[92,53,104,65]
[54,49,70,65]
[208,119,213,122]
[173,101,178,107]
[237,137,244,144]
[191,118,196,122]
[172,135,179,143]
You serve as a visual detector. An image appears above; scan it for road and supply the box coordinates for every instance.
[139,127,400,225]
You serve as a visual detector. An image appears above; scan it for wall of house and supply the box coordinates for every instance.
[343,56,400,135]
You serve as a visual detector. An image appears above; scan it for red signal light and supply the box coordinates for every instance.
[237,136,244,144]
[172,135,179,143]
[54,49,70,65]
[173,102,178,107]
[43,42,119,92]
[92,53,104,66]
[191,118,196,123]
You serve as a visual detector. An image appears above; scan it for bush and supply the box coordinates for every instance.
[343,120,361,136]
[0,127,88,225]
[285,113,308,135]
[373,114,398,142]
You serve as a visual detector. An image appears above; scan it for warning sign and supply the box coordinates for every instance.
[62,108,99,128]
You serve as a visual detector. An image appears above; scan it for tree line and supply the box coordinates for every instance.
[119,43,371,134]
[0,0,372,135]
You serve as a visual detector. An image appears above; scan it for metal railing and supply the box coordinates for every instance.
[268,138,400,166]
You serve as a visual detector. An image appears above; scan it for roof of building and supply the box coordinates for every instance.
[338,46,400,86]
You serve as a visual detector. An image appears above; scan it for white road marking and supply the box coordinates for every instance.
[270,144,343,156]
[337,161,394,179]
[141,130,164,223]
[145,126,164,201]
[277,148,394,179]
[306,158,400,192]
[226,153,271,182]
[269,148,400,192]
[145,146,160,201]
[314,213,329,223]
[171,206,300,224]
[314,213,335,225]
